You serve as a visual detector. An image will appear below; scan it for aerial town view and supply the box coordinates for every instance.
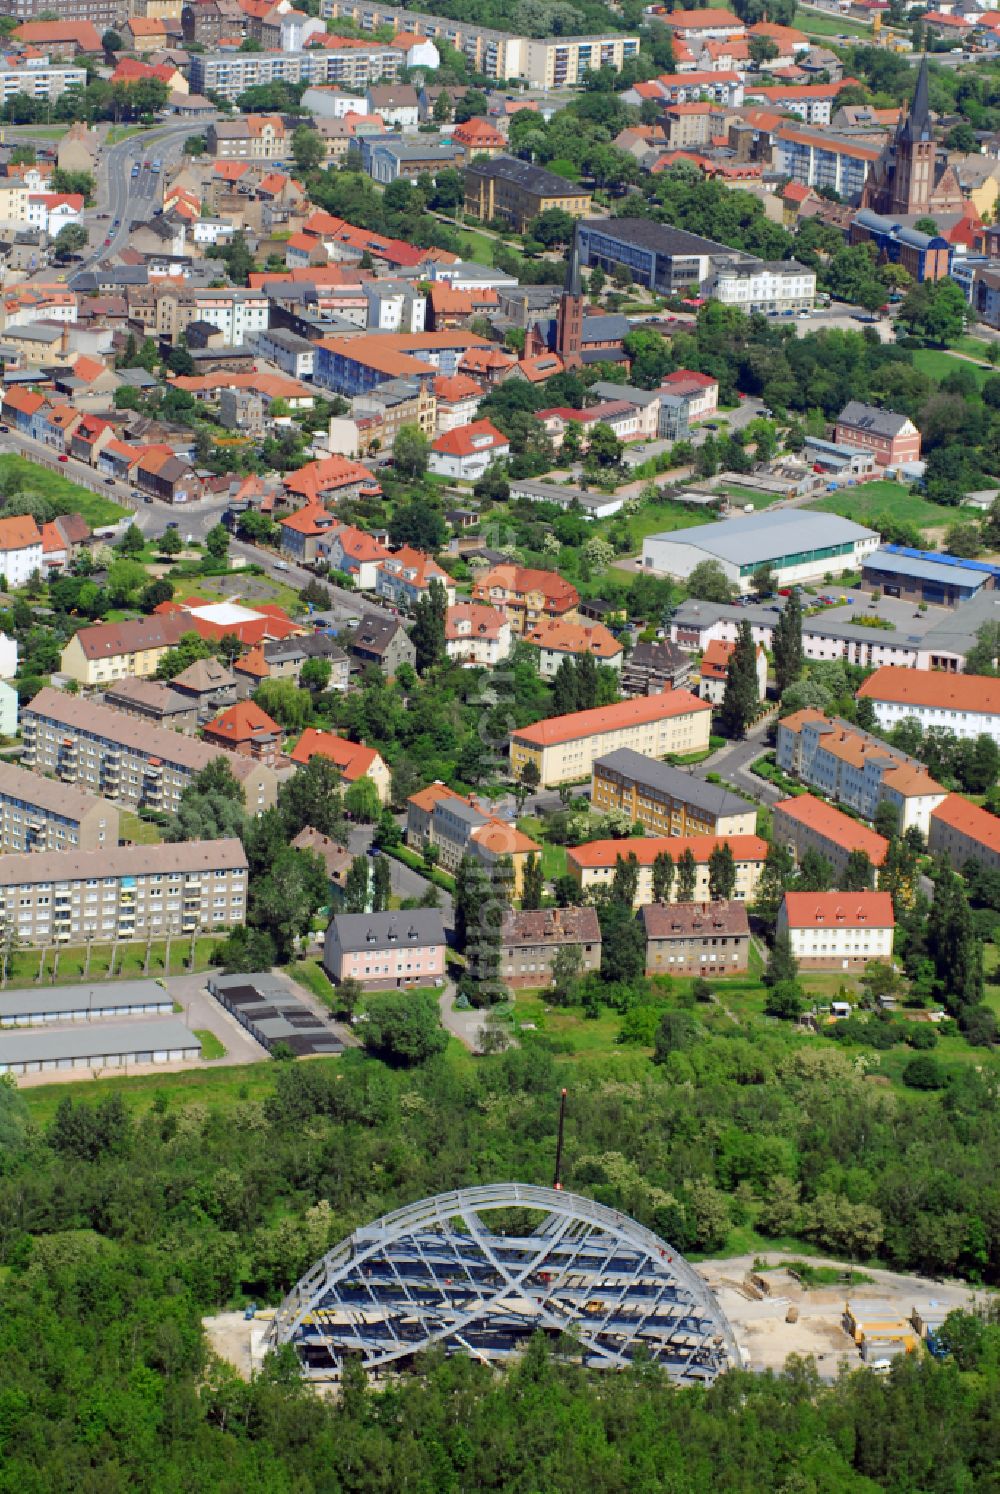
[0,0,999,1483]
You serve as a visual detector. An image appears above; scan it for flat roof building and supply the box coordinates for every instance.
[862,545,1000,608]
[208,972,344,1056]
[0,1017,200,1078]
[643,509,880,593]
[0,760,119,854]
[0,979,173,1028]
[577,216,740,295]
[592,748,756,838]
[511,691,712,787]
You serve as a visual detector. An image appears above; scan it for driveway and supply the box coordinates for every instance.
[166,971,268,1066]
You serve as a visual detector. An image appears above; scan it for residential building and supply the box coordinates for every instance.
[577,217,740,296]
[363,280,426,333]
[771,795,889,880]
[102,679,199,734]
[521,33,639,87]
[289,728,390,802]
[0,761,118,854]
[698,638,767,708]
[834,402,922,469]
[861,546,998,608]
[744,81,851,127]
[323,908,446,989]
[500,907,601,988]
[641,900,750,977]
[206,114,288,161]
[291,826,353,891]
[60,614,190,687]
[566,833,769,906]
[510,691,712,788]
[463,156,593,234]
[709,258,816,313]
[203,701,282,764]
[351,375,436,455]
[777,890,895,971]
[21,687,279,817]
[522,618,623,678]
[0,63,85,106]
[471,564,579,636]
[592,748,757,838]
[0,514,42,588]
[773,125,881,203]
[643,509,880,593]
[928,792,1000,873]
[170,658,238,720]
[405,781,540,897]
[857,668,1000,745]
[189,45,402,102]
[776,709,946,835]
[445,603,511,669]
[429,418,510,480]
[375,546,455,611]
[320,524,391,590]
[348,615,415,676]
[279,502,340,566]
[0,838,248,947]
[620,639,692,697]
[314,331,489,399]
[321,1,522,80]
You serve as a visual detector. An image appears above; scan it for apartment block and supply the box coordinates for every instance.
[510,692,712,788]
[190,45,401,102]
[0,839,247,947]
[60,613,190,687]
[471,564,579,637]
[857,668,1000,747]
[777,890,894,972]
[0,64,85,105]
[776,709,946,835]
[773,126,880,204]
[405,782,539,897]
[592,749,757,839]
[566,834,768,907]
[21,688,279,817]
[500,907,601,989]
[522,34,639,87]
[323,908,445,990]
[641,900,750,978]
[771,795,888,881]
[928,793,1000,874]
[0,761,118,854]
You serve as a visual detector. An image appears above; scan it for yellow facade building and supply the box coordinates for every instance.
[510,691,711,789]
[60,616,190,687]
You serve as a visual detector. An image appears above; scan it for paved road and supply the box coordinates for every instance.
[690,714,782,806]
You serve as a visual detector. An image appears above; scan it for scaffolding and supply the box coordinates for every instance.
[269,1183,741,1385]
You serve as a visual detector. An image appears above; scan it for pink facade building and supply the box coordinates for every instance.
[323,908,446,990]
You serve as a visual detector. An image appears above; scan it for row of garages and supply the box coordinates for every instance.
[0,1016,200,1077]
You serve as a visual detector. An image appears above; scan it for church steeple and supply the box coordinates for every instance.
[564,229,582,299]
[899,55,932,144]
[556,228,583,368]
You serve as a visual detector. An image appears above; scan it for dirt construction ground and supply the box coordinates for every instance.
[696,1252,985,1378]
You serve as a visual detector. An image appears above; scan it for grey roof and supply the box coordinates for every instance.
[921,590,1000,658]
[0,979,171,1023]
[580,216,735,259]
[0,1017,199,1066]
[328,909,445,953]
[171,658,237,694]
[862,548,995,589]
[802,616,922,649]
[581,312,630,341]
[25,686,225,772]
[672,598,784,630]
[467,154,591,198]
[103,678,194,714]
[649,509,878,566]
[837,401,912,438]
[506,478,622,513]
[0,760,108,821]
[595,749,754,820]
[0,837,246,889]
[590,381,661,407]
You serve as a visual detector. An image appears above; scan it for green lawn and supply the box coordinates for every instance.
[287,958,338,1012]
[456,228,496,266]
[718,485,787,509]
[953,334,995,360]
[118,810,163,846]
[0,455,127,528]
[195,1029,227,1060]
[599,497,713,547]
[805,479,957,533]
[793,4,870,34]
[4,935,224,986]
[912,348,993,388]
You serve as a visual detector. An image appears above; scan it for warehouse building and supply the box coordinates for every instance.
[0,839,247,946]
[0,979,173,1028]
[0,760,119,854]
[592,748,757,837]
[0,1018,200,1078]
[643,509,880,593]
[861,545,1000,608]
[510,691,711,788]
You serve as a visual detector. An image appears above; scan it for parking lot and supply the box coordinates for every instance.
[812,594,953,636]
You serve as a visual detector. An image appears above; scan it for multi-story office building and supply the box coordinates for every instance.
[21,688,279,817]
[510,692,712,788]
[464,157,593,234]
[592,749,757,839]
[577,217,738,296]
[190,45,401,102]
[0,838,247,946]
[0,761,118,854]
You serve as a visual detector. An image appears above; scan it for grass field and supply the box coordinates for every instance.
[718,485,787,509]
[793,4,870,35]
[805,479,958,532]
[599,497,713,546]
[517,817,568,879]
[195,1029,227,1060]
[286,958,338,1012]
[912,348,993,388]
[0,455,127,528]
[2,935,224,986]
[456,228,496,266]
[119,810,163,846]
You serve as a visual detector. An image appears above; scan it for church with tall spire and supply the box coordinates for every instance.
[521,227,631,371]
[555,232,584,368]
[861,57,963,217]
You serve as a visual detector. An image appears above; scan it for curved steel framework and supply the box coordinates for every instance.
[269,1183,741,1384]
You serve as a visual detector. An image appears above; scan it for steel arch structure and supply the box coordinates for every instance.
[269,1183,741,1384]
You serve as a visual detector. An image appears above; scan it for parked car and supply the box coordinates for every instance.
[104,477,115,485]
[58,454,68,462]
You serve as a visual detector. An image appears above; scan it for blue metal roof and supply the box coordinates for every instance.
[865,545,1000,587]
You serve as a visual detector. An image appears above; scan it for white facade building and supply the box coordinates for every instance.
[710,258,816,314]
[644,509,880,594]
[857,668,1000,746]
[0,516,43,588]
[445,603,512,668]
[777,891,895,972]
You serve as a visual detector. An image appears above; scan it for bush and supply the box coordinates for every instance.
[906,1024,938,1050]
[361,991,448,1066]
[902,1054,946,1090]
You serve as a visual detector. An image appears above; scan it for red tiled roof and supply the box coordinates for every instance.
[568,833,768,869]
[431,418,509,457]
[204,701,280,744]
[931,793,1000,856]
[773,794,888,867]
[290,728,379,780]
[857,667,1000,717]
[781,890,894,929]
[513,690,710,748]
